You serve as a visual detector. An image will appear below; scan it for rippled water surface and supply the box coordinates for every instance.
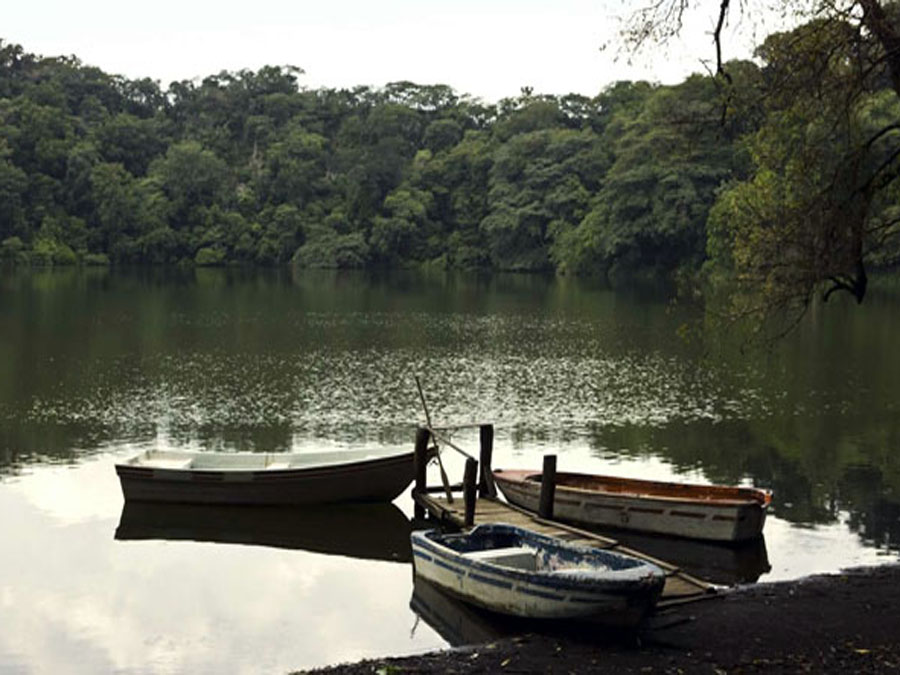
[1,268,899,672]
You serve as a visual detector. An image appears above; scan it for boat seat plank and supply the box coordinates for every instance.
[567,537,617,549]
[463,546,531,558]
[463,546,537,567]
[149,458,194,470]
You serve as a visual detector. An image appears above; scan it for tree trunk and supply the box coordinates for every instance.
[859,0,900,99]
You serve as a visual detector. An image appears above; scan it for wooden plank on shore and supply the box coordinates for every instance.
[412,492,718,606]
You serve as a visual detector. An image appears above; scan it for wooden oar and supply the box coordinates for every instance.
[414,375,454,503]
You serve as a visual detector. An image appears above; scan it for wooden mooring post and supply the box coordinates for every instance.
[413,426,431,519]
[463,457,478,527]
[538,454,557,519]
[478,423,497,498]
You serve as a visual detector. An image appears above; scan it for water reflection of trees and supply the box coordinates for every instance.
[586,417,900,551]
[840,465,900,552]
[3,268,900,556]
[0,423,125,477]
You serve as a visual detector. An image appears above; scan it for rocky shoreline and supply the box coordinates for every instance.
[303,564,900,674]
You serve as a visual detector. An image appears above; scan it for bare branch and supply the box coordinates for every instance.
[714,0,734,81]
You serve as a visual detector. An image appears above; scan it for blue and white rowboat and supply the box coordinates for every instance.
[411,524,666,626]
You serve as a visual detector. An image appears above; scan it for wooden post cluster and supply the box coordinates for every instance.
[413,422,497,527]
[538,454,557,519]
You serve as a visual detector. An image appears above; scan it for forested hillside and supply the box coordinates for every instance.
[1,21,898,286]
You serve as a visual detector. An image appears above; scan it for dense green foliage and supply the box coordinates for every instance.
[2,16,898,289]
[706,11,900,327]
[0,38,750,277]
[615,0,900,324]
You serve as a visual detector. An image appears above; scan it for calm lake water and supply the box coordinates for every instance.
[1,267,898,673]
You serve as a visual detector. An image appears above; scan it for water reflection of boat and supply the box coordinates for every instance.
[411,576,517,647]
[595,529,771,586]
[115,501,412,563]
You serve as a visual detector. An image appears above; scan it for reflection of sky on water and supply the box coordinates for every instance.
[0,457,442,674]
[1,441,897,672]
[762,516,894,583]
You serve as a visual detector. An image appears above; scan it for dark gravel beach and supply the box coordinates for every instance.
[303,564,900,674]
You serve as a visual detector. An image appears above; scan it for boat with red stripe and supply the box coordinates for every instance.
[494,469,771,542]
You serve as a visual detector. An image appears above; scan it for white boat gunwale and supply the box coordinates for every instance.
[412,533,658,596]
[117,447,414,474]
[496,480,760,520]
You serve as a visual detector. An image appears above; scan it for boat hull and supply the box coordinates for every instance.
[411,524,664,627]
[494,470,770,542]
[115,449,416,505]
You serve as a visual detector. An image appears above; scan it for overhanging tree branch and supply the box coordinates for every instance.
[858,0,900,97]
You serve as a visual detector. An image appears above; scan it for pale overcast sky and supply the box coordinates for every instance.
[4,0,764,102]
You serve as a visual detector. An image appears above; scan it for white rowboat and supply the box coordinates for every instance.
[411,524,665,626]
[115,447,417,505]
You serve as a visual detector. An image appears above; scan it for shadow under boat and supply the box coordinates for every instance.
[583,526,771,586]
[115,500,412,563]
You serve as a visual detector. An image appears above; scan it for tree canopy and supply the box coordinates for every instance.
[620,0,900,327]
[1,18,899,309]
